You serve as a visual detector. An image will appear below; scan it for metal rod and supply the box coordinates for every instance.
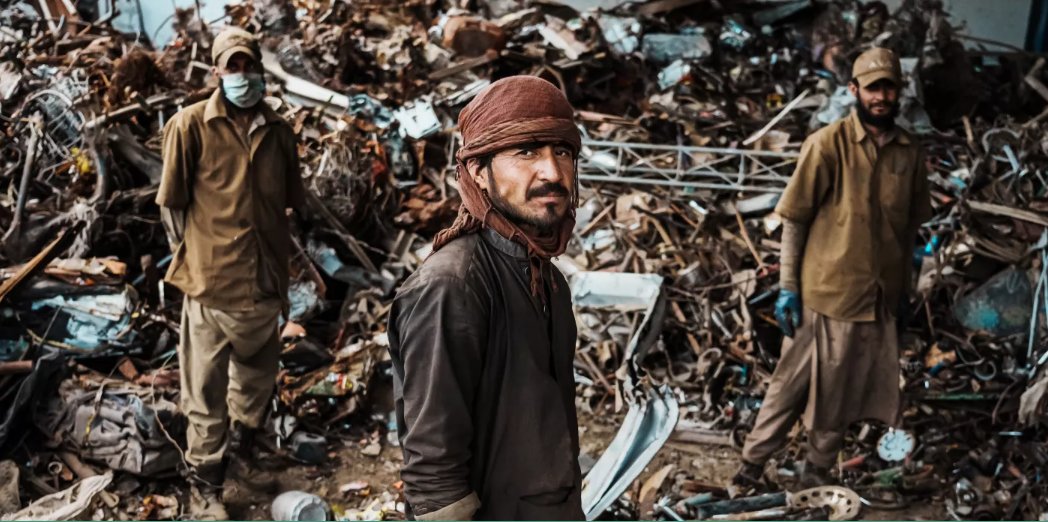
[578,175,785,193]
[581,165,790,183]
[1028,257,1044,367]
[4,114,42,244]
[87,133,110,204]
[582,140,800,158]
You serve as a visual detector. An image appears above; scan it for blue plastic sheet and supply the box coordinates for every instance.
[954,268,1034,336]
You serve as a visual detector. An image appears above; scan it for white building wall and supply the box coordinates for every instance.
[111,0,229,49]
[874,0,1033,50]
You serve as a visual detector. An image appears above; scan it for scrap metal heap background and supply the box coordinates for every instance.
[2,0,1048,519]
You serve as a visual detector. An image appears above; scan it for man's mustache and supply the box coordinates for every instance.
[527,183,569,199]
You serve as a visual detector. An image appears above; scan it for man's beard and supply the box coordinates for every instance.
[856,98,897,130]
[486,171,569,235]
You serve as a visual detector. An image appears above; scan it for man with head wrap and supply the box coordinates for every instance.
[733,48,932,489]
[388,76,584,521]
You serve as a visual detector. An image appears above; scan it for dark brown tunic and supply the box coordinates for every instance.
[388,228,584,521]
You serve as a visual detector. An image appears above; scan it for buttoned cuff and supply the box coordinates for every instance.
[415,492,480,521]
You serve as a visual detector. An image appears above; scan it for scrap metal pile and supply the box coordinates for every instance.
[1,0,1048,520]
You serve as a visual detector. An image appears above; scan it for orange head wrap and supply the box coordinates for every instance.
[432,76,582,297]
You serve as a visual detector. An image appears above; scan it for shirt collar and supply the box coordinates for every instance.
[481,227,527,260]
[203,89,227,122]
[849,110,867,143]
[848,109,911,145]
[203,88,282,125]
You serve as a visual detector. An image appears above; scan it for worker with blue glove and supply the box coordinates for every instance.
[733,48,933,491]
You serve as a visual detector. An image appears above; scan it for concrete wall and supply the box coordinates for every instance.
[111,0,1035,51]
[110,0,228,49]
[874,0,1033,50]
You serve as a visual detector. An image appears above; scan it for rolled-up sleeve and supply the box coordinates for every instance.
[156,113,196,209]
[775,135,834,224]
[390,275,488,520]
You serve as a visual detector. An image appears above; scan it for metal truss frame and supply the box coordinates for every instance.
[447,134,800,193]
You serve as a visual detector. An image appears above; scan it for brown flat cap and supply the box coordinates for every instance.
[852,47,901,88]
[212,27,261,69]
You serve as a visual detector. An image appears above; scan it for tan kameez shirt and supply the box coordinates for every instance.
[776,110,932,322]
[157,90,304,312]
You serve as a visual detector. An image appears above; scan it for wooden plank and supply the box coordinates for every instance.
[0,227,77,304]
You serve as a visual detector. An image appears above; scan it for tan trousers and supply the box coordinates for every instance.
[742,306,899,469]
[179,295,282,468]
[740,331,844,468]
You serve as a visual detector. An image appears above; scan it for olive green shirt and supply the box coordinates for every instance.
[157,89,304,312]
[775,110,932,322]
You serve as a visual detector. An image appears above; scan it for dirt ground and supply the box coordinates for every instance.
[224,389,945,521]
[227,442,404,520]
[575,410,946,521]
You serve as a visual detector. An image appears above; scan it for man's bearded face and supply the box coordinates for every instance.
[473,143,576,234]
[851,78,899,130]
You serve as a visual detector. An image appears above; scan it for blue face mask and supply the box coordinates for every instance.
[222,72,265,108]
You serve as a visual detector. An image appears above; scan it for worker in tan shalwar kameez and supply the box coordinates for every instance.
[157,28,304,520]
[733,48,932,489]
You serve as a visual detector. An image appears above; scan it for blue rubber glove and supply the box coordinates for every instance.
[775,289,802,338]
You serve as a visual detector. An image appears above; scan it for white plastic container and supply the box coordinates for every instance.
[271,491,329,521]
